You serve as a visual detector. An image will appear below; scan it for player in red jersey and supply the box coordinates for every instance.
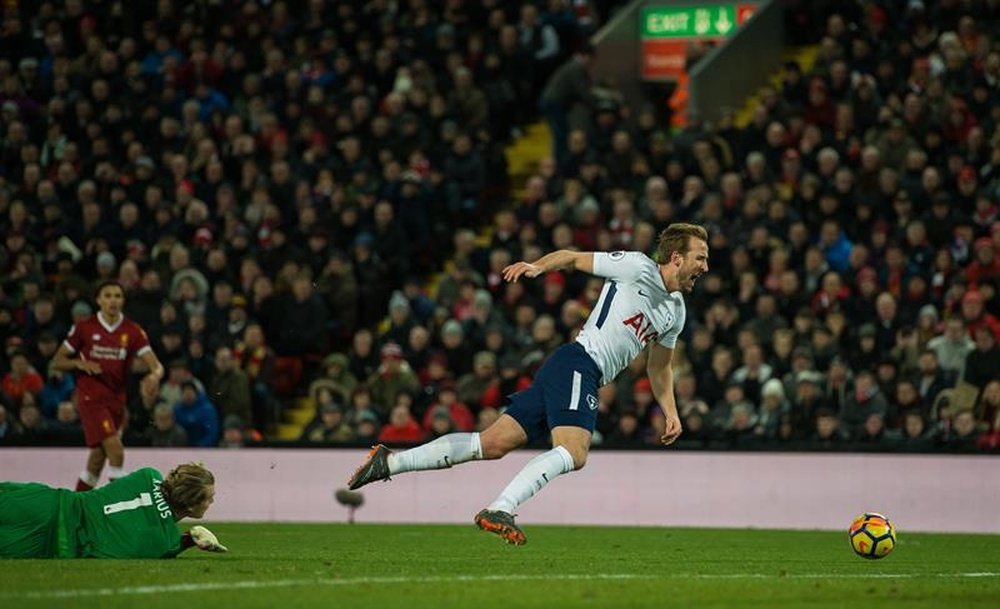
[51,281,164,491]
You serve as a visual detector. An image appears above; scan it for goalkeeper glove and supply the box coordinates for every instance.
[189,525,228,553]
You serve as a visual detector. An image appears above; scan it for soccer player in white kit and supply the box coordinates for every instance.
[348,223,710,544]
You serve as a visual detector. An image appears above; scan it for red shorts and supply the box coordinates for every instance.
[78,392,127,448]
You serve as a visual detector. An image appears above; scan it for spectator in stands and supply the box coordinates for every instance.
[173,381,219,448]
[731,344,773,406]
[840,371,889,436]
[11,403,47,443]
[159,360,204,407]
[938,409,982,451]
[422,382,475,433]
[604,409,643,448]
[317,251,359,348]
[344,328,378,383]
[976,380,1000,427]
[272,273,329,357]
[965,238,1000,284]
[709,383,752,435]
[311,354,358,404]
[915,350,949,404]
[48,401,83,444]
[897,412,935,450]
[674,372,710,420]
[889,379,927,430]
[366,343,420,418]
[234,323,277,429]
[354,409,381,444]
[146,403,189,448]
[855,413,891,447]
[219,415,252,449]
[1,351,43,408]
[724,403,759,447]
[38,363,74,419]
[425,405,457,440]
[208,346,252,427]
[456,351,499,410]
[960,290,1000,342]
[791,371,828,438]
[755,379,789,440]
[540,45,594,165]
[302,401,354,444]
[963,326,1000,388]
[345,385,378,429]
[382,291,417,350]
[812,408,849,447]
[378,403,424,444]
[928,317,975,380]
[630,376,659,427]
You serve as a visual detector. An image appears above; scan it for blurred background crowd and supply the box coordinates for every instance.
[1,0,999,452]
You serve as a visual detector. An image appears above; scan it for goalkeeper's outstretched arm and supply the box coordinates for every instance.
[181,526,228,553]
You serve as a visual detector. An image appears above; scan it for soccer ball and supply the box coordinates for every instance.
[849,512,897,559]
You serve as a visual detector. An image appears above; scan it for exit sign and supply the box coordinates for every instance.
[640,3,756,80]
[641,4,754,39]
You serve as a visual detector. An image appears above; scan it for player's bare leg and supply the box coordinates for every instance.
[77,446,105,491]
[478,425,589,545]
[478,414,528,459]
[549,426,591,470]
[102,435,126,481]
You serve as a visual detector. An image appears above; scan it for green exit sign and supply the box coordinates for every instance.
[641,4,739,38]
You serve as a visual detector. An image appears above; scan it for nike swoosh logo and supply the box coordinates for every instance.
[637,289,650,298]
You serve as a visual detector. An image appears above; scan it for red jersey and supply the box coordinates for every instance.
[63,314,152,405]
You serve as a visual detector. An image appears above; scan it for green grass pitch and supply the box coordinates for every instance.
[2,523,999,608]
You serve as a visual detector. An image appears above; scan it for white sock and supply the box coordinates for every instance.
[79,470,98,486]
[487,446,575,514]
[388,432,482,475]
[107,465,126,480]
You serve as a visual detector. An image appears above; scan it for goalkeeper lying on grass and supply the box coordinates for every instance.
[0,462,227,558]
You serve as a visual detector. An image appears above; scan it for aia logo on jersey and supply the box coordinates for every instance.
[623,312,659,346]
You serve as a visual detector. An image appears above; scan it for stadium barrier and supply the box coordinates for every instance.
[2,448,997,533]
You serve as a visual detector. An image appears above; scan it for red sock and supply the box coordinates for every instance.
[76,470,98,491]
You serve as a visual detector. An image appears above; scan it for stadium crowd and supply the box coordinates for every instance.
[0,1,999,453]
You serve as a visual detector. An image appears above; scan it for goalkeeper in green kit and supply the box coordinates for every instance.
[0,462,228,558]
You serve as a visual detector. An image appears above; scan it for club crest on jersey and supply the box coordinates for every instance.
[120,333,130,347]
[586,394,599,410]
[623,312,659,346]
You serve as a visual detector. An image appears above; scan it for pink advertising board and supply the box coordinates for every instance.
[2,448,997,533]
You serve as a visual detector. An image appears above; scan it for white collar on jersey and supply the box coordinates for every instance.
[97,311,124,333]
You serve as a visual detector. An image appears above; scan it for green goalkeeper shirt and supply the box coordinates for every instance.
[59,467,184,558]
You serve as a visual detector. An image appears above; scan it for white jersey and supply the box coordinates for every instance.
[575,251,687,385]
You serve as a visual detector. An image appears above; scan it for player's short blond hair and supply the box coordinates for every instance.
[162,462,215,514]
[654,223,709,264]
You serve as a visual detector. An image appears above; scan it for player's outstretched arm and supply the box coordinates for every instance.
[502,250,593,283]
[647,343,683,446]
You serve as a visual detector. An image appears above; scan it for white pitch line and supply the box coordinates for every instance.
[5,572,999,600]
